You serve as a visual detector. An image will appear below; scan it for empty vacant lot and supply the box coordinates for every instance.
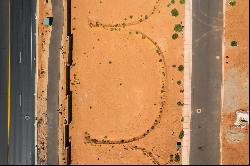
[70,0,184,164]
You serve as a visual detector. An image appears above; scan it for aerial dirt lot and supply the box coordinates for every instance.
[70,0,184,164]
[221,0,249,165]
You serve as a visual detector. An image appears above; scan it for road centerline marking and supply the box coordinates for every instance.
[19,51,22,63]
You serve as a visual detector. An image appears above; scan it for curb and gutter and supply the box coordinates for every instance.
[182,0,192,165]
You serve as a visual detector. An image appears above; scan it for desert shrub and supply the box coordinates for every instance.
[174,154,180,162]
[181,117,184,122]
[177,80,182,85]
[229,0,236,6]
[177,101,183,106]
[179,130,184,139]
[178,65,184,71]
[174,24,184,32]
[231,40,238,47]
[170,154,174,162]
[171,8,179,17]
[180,0,185,4]
[172,33,178,40]
[171,0,175,4]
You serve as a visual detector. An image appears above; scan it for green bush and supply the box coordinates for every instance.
[229,0,236,6]
[171,8,179,17]
[174,154,180,162]
[179,130,184,139]
[172,33,178,40]
[174,24,184,32]
[178,65,184,71]
[231,40,238,47]
[180,0,185,4]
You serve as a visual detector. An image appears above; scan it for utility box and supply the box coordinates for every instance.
[43,17,53,26]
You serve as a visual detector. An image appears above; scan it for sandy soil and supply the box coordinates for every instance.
[37,0,52,164]
[70,0,184,164]
[221,0,249,164]
[58,0,69,164]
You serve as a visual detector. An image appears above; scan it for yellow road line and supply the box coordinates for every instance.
[8,0,10,145]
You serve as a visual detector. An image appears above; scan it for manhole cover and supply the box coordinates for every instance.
[196,108,202,113]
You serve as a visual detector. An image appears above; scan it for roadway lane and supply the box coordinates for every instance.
[190,0,223,164]
[8,0,36,164]
[0,0,9,164]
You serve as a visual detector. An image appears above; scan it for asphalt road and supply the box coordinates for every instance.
[0,0,36,164]
[190,0,223,165]
[0,0,9,164]
[47,0,63,164]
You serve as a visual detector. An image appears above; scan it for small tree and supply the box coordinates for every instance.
[171,0,175,4]
[174,24,184,32]
[172,33,178,40]
[177,80,182,85]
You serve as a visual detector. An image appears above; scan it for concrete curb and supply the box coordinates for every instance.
[182,0,192,165]
[220,0,226,164]
[34,0,39,165]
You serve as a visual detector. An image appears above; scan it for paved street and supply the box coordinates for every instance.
[0,0,36,164]
[190,0,223,164]
[0,0,9,163]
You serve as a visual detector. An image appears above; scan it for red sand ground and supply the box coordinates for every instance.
[70,0,184,164]
[221,0,249,164]
[37,0,52,164]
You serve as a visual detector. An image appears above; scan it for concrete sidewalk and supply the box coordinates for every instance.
[47,0,64,164]
[182,0,192,165]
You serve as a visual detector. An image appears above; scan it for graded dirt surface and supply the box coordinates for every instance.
[37,0,53,164]
[70,0,184,164]
[221,0,249,164]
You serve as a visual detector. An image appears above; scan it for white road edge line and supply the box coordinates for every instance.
[31,23,33,72]
[182,0,192,165]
